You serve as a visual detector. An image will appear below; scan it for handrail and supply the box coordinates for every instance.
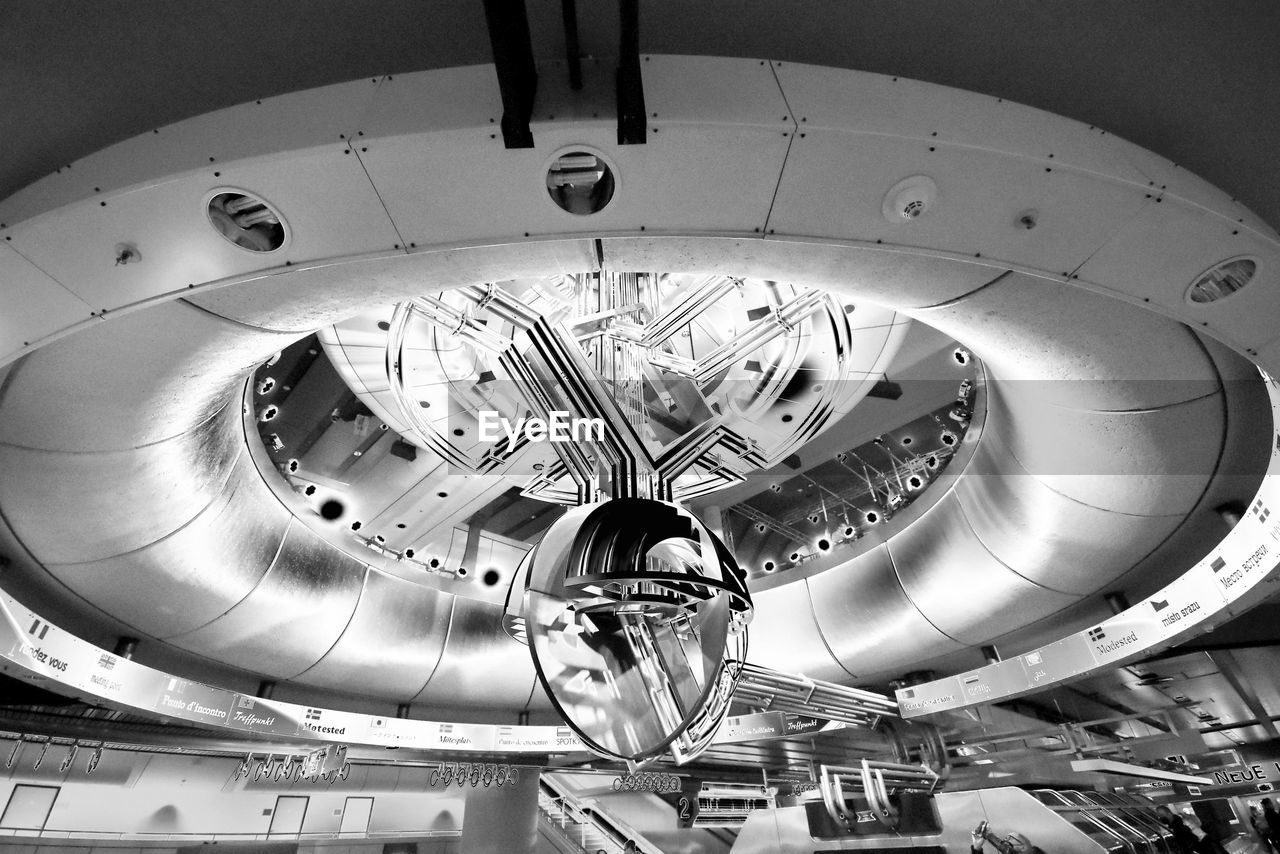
[0,828,461,841]
[539,774,665,854]
[819,759,939,831]
[736,662,899,727]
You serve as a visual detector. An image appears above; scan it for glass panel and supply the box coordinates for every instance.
[0,785,59,831]
[268,795,309,836]
[340,796,374,835]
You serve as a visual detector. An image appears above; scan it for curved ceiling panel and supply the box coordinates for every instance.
[742,579,851,683]
[597,239,1006,311]
[806,544,965,678]
[887,493,1078,644]
[0,56,1269,720]
[187,241,600,333]
[413,597,538,710]
[954,430,1189,596]
[41,449,291,638]
[165,521,366,679]
[292,570,455,699]
[0,406,243,565]
[0,300,296,451]
[912,272,1217,411]
[983,386,1224,514]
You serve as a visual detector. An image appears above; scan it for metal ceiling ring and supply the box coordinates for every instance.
[0,57,1276,720]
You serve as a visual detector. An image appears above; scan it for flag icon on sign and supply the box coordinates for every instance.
[1151,599,1170,612]
[27,620,49,640]
[1088,627,1106,641]
[901,688,915,699]
[1210,556,1226,573]
[98,654,116,670]
[305,708,322,721]
[1253,499,1271,523]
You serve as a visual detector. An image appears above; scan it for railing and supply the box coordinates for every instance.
[735,662,900,727]
[819,759,940,832]
[0,829,460,842]
[538,774,664,854]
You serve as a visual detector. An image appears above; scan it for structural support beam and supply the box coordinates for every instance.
[482,0,538,149]
[1208,650,1280,739]
[560,0,582,90]
[616,0,646,144]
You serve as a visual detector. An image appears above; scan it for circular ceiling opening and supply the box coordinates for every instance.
[546,151,615,215]
[1187,257,1257,304]
[247,270,982,587]
[206,190,286,252]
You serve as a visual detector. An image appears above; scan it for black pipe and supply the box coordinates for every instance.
[561,0,582,90]
[482,0,538,149]
[616,0,646,144]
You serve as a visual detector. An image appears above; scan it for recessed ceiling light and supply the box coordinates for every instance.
[1187,257,1257,304]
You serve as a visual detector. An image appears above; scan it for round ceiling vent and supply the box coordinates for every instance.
[1186,257,1257,304]
[882,175,938,223]
[546,150,615,215]
[207,190,287,252]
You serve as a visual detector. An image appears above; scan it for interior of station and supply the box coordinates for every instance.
[4,3,1280,853]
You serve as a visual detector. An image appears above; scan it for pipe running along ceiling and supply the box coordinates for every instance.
[0,58,1274,723]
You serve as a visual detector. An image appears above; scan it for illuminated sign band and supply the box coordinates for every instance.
[0,595,584,755]
[898,369,1280,717]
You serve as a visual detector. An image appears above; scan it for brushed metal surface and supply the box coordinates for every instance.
[0,243,94,367]
[600,236,1004,310]
[293,569,454,699]
[165,521,367,679]
[887,492,1079,644]
[0,496,146,649]
[187,240,599,333]
[806,544,966,678]
[42,448,291,639]
[983,383,1224,514]
[955,428,1186,596]
[413,596,537,709]
[914,272,1218,411]
[0,404,244,565]
[0,300,296,452]
[746,579,854,683]
[0,49,1269,725]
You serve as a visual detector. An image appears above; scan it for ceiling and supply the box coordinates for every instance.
[4,1,1280,230]
[2,0,1280,795]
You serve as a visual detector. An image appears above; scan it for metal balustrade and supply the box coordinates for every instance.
[538,774,664,854]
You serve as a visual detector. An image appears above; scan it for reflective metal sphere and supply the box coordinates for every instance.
[520,498,752,763]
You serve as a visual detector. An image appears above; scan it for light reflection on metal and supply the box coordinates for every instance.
[694,782,776,828]
[58,742,78,773]
[734,663,899,728]
[522,498,752,764]
[819,759,940,831]
[431,761,520,787]
[370,273,902,505]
